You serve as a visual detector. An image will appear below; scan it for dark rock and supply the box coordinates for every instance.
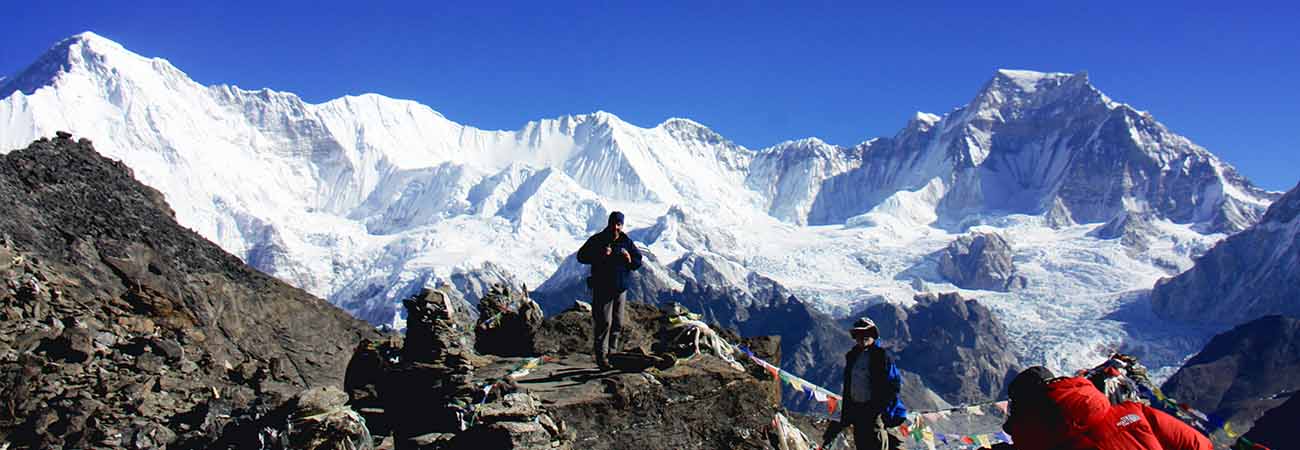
[402,288,470,364]
[1239,393,1300,449]
[1161,315,1300,428]
[387,289,478,443]
[284,386,371,450]
[37,327,95,363]
[152,338,184,362]
[0,135,378,448]
[1090,209,1157,251]
[459,420,553,449]
[868,292,1021,404]
[474,284,545,357]
[475,393,540,423]
[938,232,1026,291]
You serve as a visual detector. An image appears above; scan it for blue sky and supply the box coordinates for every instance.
[3,1,1297,191]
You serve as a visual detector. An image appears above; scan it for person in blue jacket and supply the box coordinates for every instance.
[576,211,643,369]
[824,317,903,450]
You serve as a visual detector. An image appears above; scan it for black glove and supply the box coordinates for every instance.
[821,421,843,447]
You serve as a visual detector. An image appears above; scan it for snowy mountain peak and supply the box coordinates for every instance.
[992,69,1078,92]
[1,33,1285,378]
[963,69,1112,120]
[766,136,833,152]
[1,31,183,98]
[656,117,731,146]
[906,112,942,132]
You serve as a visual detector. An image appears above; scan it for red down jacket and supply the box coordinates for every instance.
[1005,377,1212,450]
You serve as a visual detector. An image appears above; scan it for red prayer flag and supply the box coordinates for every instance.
[962,436,975,444]
[827,396,839,415]
[899,424,911,436]
[766,365,779,380]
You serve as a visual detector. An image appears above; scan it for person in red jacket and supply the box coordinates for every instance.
[1002,366,1212,450]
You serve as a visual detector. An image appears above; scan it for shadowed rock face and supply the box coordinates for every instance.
[1161,315,1300,429]
[864,292,1021,404]
[938,232,1026,292]
[0,135,376,448]
[1239,393,1300,449]
[1151,182,1300,324]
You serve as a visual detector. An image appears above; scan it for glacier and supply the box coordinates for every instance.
[0,32,1281,378]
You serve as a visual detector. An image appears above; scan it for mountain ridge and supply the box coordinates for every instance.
[1,32,1280,383]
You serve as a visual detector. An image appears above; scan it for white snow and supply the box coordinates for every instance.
[0,34,1275,378]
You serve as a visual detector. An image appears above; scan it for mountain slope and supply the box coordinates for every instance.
[0,134,377,447]
[1151,181,1300,323]
[1160,315,1300,432]
[808,70,1275,232]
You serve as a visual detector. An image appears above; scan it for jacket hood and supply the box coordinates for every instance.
[1046,376,1113,431]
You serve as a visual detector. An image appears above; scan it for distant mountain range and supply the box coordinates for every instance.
[0,32,1283,391]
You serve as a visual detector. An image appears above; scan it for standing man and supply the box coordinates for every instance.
[576,211,643,369]
[824,317,901,450]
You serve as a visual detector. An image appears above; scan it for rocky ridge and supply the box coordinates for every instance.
[1160,315,1300,432]
[0,134,377,448]
[1151,181,1300,324]
[863,292,1021,404]
[342,285,812,449]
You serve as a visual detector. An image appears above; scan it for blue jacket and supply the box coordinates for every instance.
[576,228,643,293]
[840,344,903,425]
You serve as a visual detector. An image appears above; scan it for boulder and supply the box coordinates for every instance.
[284,386,372,450]
[938,232,1026,291]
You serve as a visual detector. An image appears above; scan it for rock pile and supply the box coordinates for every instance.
[474,284,545,357]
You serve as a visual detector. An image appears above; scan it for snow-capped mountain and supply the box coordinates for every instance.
[0,32,1281,378]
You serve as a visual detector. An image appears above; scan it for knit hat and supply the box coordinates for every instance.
[1009,366,1055,401]
[850,317,878,337]
[608,211,625,227]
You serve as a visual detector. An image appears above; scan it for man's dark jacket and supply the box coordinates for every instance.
[840,344,902,424]
[576,228,643,293]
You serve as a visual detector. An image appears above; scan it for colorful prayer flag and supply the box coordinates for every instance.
[995,401,1009,414]
[899,424,910,437]
[827,396,838,415]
